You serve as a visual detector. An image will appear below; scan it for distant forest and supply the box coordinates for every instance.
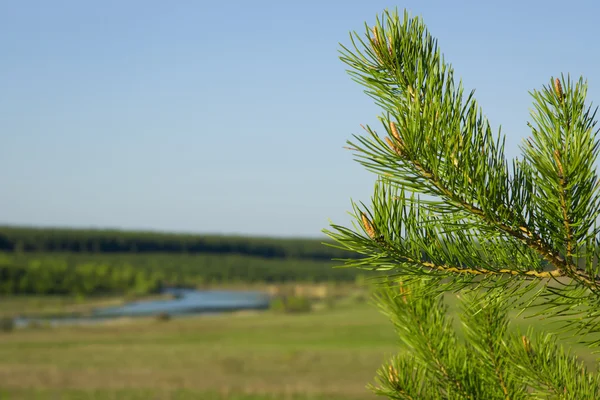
[0,226,372,296]
[0,226,357,260]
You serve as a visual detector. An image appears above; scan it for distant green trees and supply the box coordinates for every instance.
[0,227,367,296]
[0,226,356,260]
[0,254,162,296]
[0,251,366,296]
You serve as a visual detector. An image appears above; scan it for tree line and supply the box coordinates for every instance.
[0,251,368,296]
[0,226,369,296]
[0,226,356,260]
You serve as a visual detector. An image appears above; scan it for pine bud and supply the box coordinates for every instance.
[386,122,405,154]
[385,137,402,155]
[553,149,564,178]
[390,120,405,146]
[521,335,532,354]
[388,365,399,383]
[390,121,400,142]
[361,213,376,239]
[370,26,386,64]
[372,26,379,44]
[554,78,563,101]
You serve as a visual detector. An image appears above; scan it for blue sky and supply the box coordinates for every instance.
[1,0,599,237]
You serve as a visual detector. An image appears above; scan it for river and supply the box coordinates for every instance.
[14,288,271,327]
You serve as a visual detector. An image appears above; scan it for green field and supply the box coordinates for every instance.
[0,302,397,400]
[0,293,597,400]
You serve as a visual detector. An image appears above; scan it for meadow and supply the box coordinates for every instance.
[1,291,597,400]
[0,300,397,400]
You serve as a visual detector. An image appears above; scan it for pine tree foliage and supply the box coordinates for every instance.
[369,280,600,399]
[325,8,600,398]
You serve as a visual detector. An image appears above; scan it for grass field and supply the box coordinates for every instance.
[0,300,398,400]
[0,292,598,400]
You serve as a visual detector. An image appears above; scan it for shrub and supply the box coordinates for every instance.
[155,312,171,322]
[0,317,14,333]
[270,296,312,313]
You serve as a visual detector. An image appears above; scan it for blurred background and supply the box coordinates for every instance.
[1,0,599,399]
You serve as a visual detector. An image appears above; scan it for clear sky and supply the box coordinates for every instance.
[1,0,599,238]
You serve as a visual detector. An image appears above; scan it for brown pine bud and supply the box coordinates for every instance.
[369,26,386,63]
[554,78,563,101]
[390,121,400,142]
[371,26,380,47]
[553,149,564,177]
[361,213,376,239]
[521,335,532,353]
[386,122,404,154]
[388,365,398,383]
[399,286,407,303]
[385,137,402,155]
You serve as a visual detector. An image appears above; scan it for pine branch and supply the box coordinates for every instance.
[509,330,600,398]
[327,185,559,286]
[375,280,487,398]
[328,7,600,399]
[335,10,600,290]
[460,290,529,400]
[383,140,571,275]
[370,354,437,399]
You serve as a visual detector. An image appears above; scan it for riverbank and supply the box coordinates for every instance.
[0,293,176,320]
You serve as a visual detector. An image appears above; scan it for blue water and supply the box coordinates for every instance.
[15,289,271,327]
[94,288,271,318]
